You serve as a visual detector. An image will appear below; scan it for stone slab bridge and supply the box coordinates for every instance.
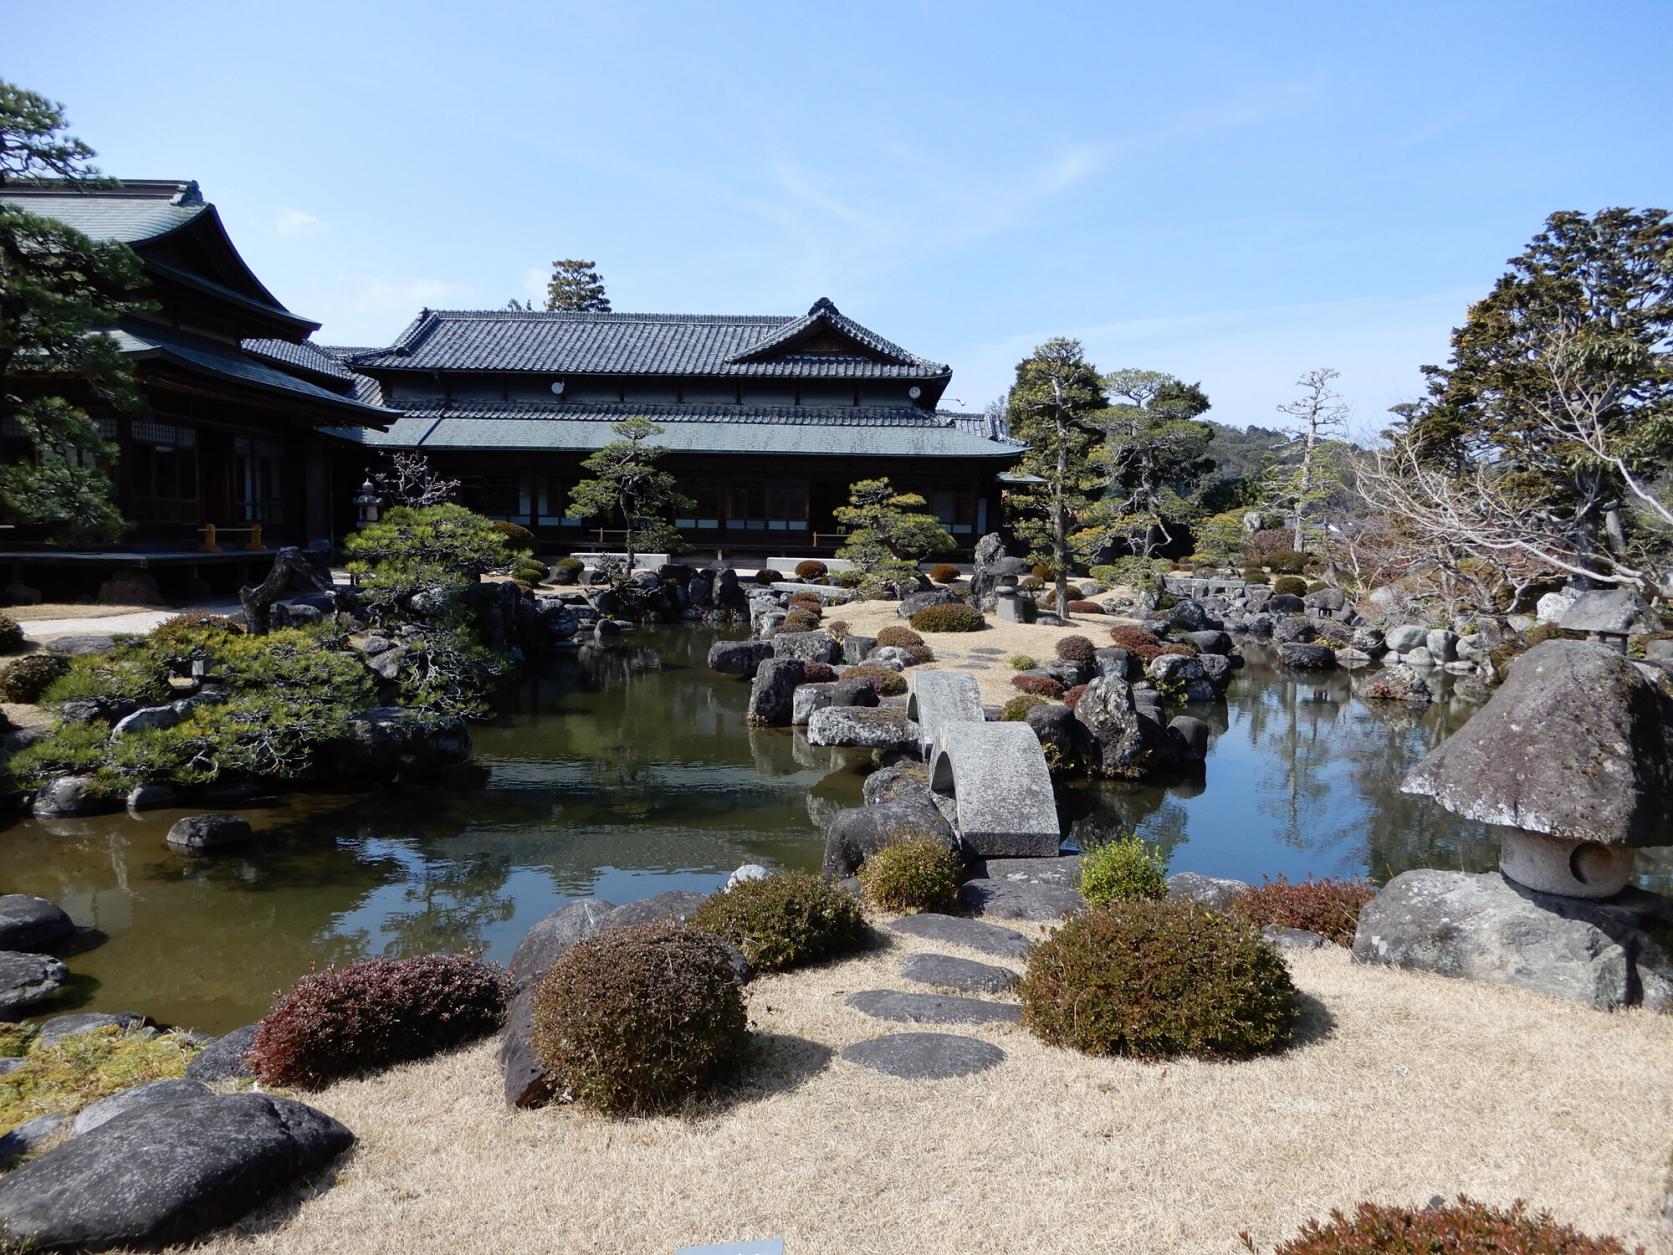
[906,671,1060,859]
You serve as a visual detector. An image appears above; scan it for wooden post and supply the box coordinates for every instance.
[244,522,265,551]
[199,523,220,553]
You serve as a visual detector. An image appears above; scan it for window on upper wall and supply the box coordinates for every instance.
[931,488,977,536]
[128,420,199,524]
[675,483,722,531]
[234,436,287,526]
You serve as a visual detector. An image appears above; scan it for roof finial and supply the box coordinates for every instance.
[808,297,839,316]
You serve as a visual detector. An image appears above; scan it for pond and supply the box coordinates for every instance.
[3,626,1667,1033]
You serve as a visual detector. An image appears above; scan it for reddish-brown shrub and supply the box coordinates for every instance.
[247,954,506,1089]
[1231,876,1377,947]
[1055,634,1095,664]
[793,560,827,581]
[1066,600,1103,614]
[803,661,836,682]
[901,643,934,665]
[874,625,925,649]
[929,563,961,585]
[1266,1195,1643,1254]
[780,608,820,633]
[909,603,985,633]
[843,665,906,696]
[1108,626,1166,665]
[1157,642,1196,658]
[787,593,823,616]
[1011,674,1065,699]
[1063,683,1088,712]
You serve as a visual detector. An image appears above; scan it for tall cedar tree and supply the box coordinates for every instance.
[834,477,954,592]
[0,81,145,541]
[1401,208,1673,567]
[566,418,689,570]
[1080,370,1215,559]
[1005,338,1108,611]
[1264,367,1350,552]
[545,259,611,312]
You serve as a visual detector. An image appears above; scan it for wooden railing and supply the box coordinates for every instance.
[198,522,267,553]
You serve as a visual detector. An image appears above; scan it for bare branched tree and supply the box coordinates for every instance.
[1267,368,1350,552]
[372,451,460,508]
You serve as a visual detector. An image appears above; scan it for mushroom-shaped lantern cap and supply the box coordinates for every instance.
[1401,639,1673,847]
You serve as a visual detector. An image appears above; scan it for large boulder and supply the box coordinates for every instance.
[1402,640,1673,847]
[184,1025,260,1082]
[165,814,252,855]
[1164,599,1216,633]
[770,630,839,665]
[823,800,961,878]
[1303,587,1346,615]
[0,1092,354,1251]
[1072,676,1148,777]
[862,762,932,807]
[792,682,837,726]
[0,895,73,951]
[31,775,106,819]
[1025,702,1094,773]
[1358,663,1432,704]
[1277,642,1337,670]
[706,638,773,678]
[1353,870,1672,1012]
[1384,624,1430,653]
[806,705,918,749]
[1167,871,1250,910]
[73,1079,211,1136]
[333,707,472,777]
[0,951,67,1011]
[897,588,960,619]
[1271,613,1317,644]
[498,898,616,1107]
[746,658,805,726]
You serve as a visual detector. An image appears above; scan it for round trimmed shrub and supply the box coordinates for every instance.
[1011,673,1064,699]
[0,652,71,704]
[929,563,960,585]
[753,568,784,586]
[1008,654,1036,671]
[874,625,924,650]
[247,954,507,1089]
[780,608,820,633]
[1266,549,1307,575]
[1055,634,1095,664]
[1241,566,1269,585]
[550,556,584,584]
[1063,683,1088,712]
[802,661,836,683]
[1019,900,1298,1060]
[842,665,906,696]
[488,519,537,554]
[0,614,25,655]
[1273,574,1307,597]
[1031,564,1056,581]
[832,570,864,589]
[794,560,827,581]
[692,871,867,971]
[1019,575,1044,591]
[1270,1196,1639,1254]
[787,593,823,616]
[901,643,934,665]
[858,837,961,914]
[1065,600,1103,614]
[515,561,550,585]
[1077,835,1167,905]
[909,603,985,633]
[1000,694,1047,721]
[532,921,747,1115]
[1231,876,1376,947]
[1108,626,1167,665]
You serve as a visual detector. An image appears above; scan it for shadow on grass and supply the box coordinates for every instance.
[699,1030,836,1117]
[1289,989,1336,1050]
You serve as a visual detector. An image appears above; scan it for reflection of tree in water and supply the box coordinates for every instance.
[381,849,517,958]
[1059,782,1193,867]
[1255,673,1351,853]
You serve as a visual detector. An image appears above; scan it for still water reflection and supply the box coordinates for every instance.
[2,628,1665,1032]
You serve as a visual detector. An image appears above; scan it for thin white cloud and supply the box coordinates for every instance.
[333,273,474,318]
[276,208,324,239]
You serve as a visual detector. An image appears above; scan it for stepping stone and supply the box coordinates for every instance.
[841,1032,1006,1080]
[36,1012,146,1049]
[902,953,1018,994]
[887,913,1030,958]
[958,877,1084,922]
[184,1024,259,1083]
[0,952,66,1011]
[966,647,1008,656]
[0,896,73,951]
[846,989,1020,1026]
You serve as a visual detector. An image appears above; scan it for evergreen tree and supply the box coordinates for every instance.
[567,418,689,570]
[834,477,954,594]
[0,81,144,542]
[545,259,611,312]
[1004,338,1108,611]
[1262,368,1350,552]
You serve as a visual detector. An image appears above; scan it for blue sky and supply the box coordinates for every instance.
[11,0,1672,431]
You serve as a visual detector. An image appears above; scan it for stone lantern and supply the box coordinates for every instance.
[1401,639,1673,898]
[354,477,381,529]
[1556,587,1658,653]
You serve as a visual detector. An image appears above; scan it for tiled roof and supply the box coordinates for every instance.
[348,299,951,380]
[110,327,390,422]
[942,410,1019,444]
[242,338,357,384]
[322,401,1021,459]
[0,180,207,243]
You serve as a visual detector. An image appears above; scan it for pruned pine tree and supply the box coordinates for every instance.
[545,259,611,312]
[567,418,689,572]
[1264,368,1350,553]
[834,477,955,595]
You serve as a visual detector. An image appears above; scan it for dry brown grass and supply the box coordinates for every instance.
[194,919,1673,1255]
[6,603,160,621]
[837,598,1138,705]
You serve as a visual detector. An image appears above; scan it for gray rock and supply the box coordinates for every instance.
[746,658,805,726]
[505,897,616,998]
[1557,588,1659,636]
[1277,642,1337,670]
[842,634,878,664]
[1384,624,1430,653]
[901,953,1020,994]
[1358,663,1432,704]
[1073,676,1148,777]
[1426,629,1459,662]
[1403,645,1436,667]
[823,800,960,878]
[0,1115,68,1171]
[898,588,961,619]
[868,645,919,670]
[0,895,73,951]
[0,951,67,1010]
[725,864,770,892]
[1197,652,1233,693]
[36,1011,146,1049]
[600,890,711,932]
[499,897,619,1107]
[886,913,1030,958]
[184,1025,260,1082]
[1167,871,1250,910]
[74,1078,212,1135]
[1402,640,1673,846]
[1093,646,1130,680]
[845,989,1021,1026]
[806,705,918,749]
[109,703,185,742]
[1182,630,1232,655]
[335,706,472,776]
[929,721,1060,858]
[125,782,178,811]
[1353,869,1673,1011]
[1165,598,1216,633]
[45,634,116,656]
[771,630,840,665]
[958,855,1083,921]
[840,1032,1005,1079]
[166,814,253,854]
[1167,715,1210,762]
[1025,701,1094,773]
[1272,613,1317,644]
[31,775,104,818]
[1264,926,1330,951]
[862,762,932,807]
[830,675,881,708]
[0,1092,354,1251]
[792,682,836,726]
[1303,587,1346,614]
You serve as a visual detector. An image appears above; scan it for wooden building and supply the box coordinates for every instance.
[326,298,1022,558]
[0,180,389,594]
